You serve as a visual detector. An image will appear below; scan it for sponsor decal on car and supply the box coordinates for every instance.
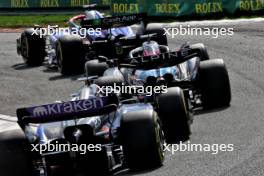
[26,97,106,118]
[129,48,192,65]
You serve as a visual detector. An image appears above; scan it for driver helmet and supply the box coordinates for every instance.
[84,10,104,19]
[142,41,160,56]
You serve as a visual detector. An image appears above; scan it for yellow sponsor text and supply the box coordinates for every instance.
[195,2,222,14]
[40,0,59,7]
[155,3,180,13]
[112,3,139,13]
[71,0,89,7]
[11,0,29,8]
[240,0,264,11]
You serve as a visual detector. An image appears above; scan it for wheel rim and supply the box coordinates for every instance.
[156,120,165,161]
[56,42,63,72]
[21,35,29,60]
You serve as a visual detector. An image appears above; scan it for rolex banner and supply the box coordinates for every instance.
[111,0,264,16]
[0,0,109,8]
[0,0,264,17]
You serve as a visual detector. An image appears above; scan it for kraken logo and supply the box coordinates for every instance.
[33,106,48,117]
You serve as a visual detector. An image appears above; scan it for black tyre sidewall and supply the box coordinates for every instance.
[56,35,85,75]
[157,87,191,143]
[21,28,46,66]
[120,110,164,170]
[198,59,231,109]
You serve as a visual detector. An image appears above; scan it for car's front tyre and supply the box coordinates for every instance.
[198,59,231,109]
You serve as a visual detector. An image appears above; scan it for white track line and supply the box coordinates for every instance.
[147,17,264,27]
[0,114,17,122]
[0,114,19,132]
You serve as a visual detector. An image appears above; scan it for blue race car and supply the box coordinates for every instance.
[16,5,167,75]
[8,79,189,175]
[85,40,231,111]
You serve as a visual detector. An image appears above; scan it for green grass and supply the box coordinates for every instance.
[0,15,75,28]
[0,14,263,28]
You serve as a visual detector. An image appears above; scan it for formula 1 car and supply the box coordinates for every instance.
[85,40,231,110]
[16,5,167,75]
[2,73,191,176]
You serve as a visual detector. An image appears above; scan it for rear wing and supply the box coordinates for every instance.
[119,47,200,70]
[80,13,147,29]
[17,95,118,124]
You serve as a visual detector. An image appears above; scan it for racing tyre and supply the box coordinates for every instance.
[157,87,191,143]
[198,59,231,109]
[120,110,165,170]
[190,43,210,61]
[56,35,86,75]
[0,129,33,176]
[144,27,168,46]
[85,59,108,77]
[20,28,46,66]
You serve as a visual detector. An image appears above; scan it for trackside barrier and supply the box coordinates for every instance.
[0,0,109,8]
[0,0,263,18]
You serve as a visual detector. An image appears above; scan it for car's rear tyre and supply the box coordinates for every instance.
[198,59,231,109]
[120,109,165,170]
[0,129,33,176]
[56,35,86,75]
[190,43,210,61]
[157,87,191,143]
[20,28,46,66]
[144,27,168,46]
[85,59,108,77]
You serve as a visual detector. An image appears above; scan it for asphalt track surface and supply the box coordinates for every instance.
[0,19,264,176]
